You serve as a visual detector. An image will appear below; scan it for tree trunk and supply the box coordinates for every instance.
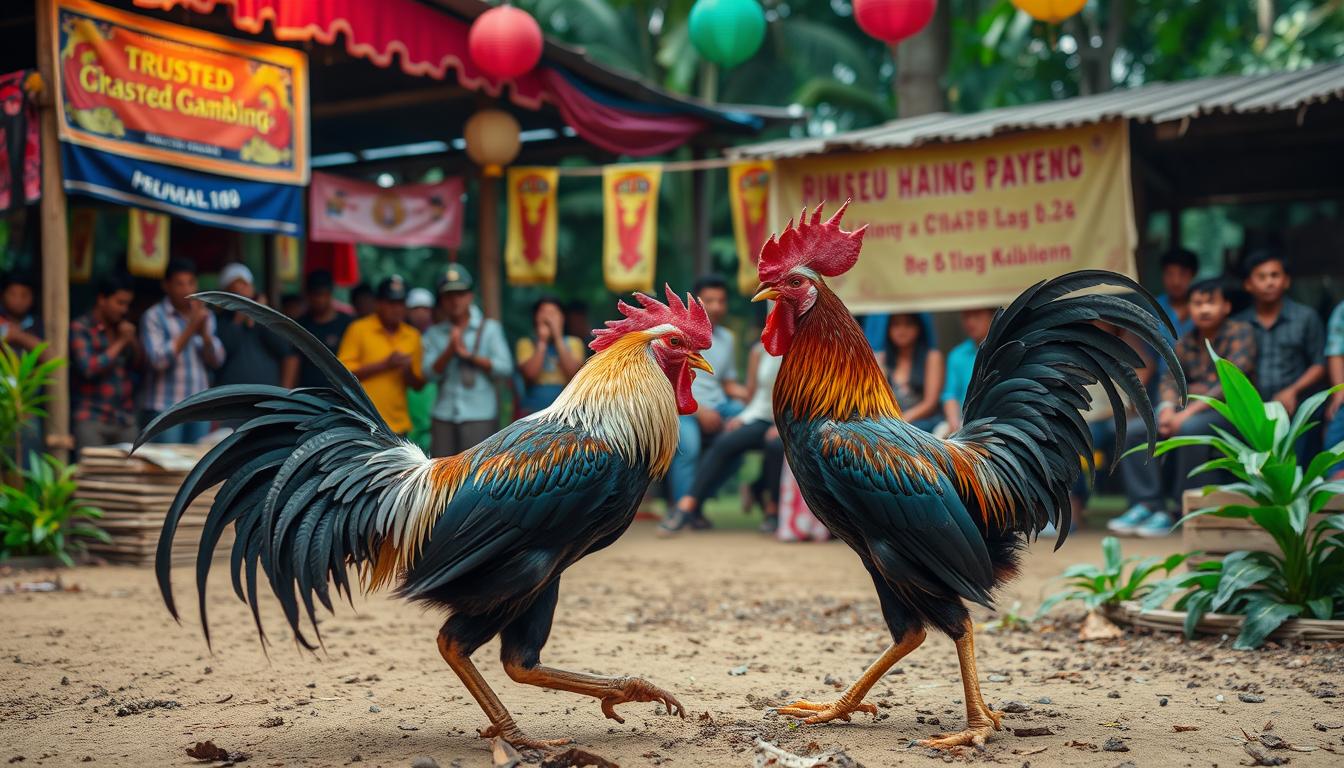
[895,0,950,117]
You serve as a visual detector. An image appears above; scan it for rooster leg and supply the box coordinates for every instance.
[919,619,1003,750]
[505,662,686,724]
[775,627,926,724]
[436,634,572,750]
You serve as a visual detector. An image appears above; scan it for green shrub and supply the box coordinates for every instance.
[1141,344,1344,648]
[1036,535,1190,617]
[0,452,109,566]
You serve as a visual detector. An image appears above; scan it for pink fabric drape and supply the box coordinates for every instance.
[134,0,709,156]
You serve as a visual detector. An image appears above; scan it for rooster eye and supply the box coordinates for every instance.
[789,277,803,288]
[668,336,682,347]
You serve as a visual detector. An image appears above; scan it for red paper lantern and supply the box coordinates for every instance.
[852,0,937,45]
[468,5,544,80]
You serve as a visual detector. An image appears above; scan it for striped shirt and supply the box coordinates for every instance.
[139,297,225,412]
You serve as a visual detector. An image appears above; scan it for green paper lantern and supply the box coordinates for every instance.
[689,0,766,68]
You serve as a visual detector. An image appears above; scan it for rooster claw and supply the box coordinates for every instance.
[773,698,878,724]
[477,722,573,750]
[599,677,686,724]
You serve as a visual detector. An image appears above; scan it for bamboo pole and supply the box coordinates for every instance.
[35,0,71,459]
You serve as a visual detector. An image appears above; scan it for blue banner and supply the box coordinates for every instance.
[61,141,303,236]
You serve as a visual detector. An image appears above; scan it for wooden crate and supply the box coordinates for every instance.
[1182,489,1342,566]
[76,444,231,566]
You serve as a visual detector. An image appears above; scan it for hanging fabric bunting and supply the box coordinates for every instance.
[274,235,300,282]
[69,208,96,283]
[504,167,559,286]
[127,208,169,278]
[728,159,774,296]
[0,70,41,214]
[602,164,661,293]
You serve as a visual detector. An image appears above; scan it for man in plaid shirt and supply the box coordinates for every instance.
[139,259,225,444]
[70,273,142,451]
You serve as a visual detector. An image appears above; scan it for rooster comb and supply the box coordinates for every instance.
[757,200,867,285]
[590,284,712,353]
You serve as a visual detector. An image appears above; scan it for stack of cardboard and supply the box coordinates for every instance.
[75,444,230,566]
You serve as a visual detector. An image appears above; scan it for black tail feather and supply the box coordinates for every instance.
[956,270,1186,548]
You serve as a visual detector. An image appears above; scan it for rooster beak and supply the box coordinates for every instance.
[687,352,714,375]
[752,284,779,303]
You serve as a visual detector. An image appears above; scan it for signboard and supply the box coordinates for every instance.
[53,0,308,185]
[771,121,1137,313]
[310,172,465,248]
[61,140,302,234]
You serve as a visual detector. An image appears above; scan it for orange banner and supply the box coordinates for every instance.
[771,121,1136,313]
[69,208,96,283]
[729,160,774,296]
[127,207,169,278]
[54,0,308,184]
[274,234,299,282]
[505,167,559,286]
[602,165,661,294]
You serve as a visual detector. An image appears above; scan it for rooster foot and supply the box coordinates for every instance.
[918,709,1002,750]
[599,677,687,724]
[773,698,877,724]
[477,721,573,750]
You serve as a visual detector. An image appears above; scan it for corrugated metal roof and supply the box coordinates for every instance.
[729,62,1344,159]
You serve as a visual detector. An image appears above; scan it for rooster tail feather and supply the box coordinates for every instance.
[145,294,455,648]
[954,271,1186,546]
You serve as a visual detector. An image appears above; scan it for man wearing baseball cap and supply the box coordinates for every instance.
[337,274,425,436]
[421,264,512,456]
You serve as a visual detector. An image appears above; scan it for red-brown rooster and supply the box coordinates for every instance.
[752,203,1184,748]
[144,286,713,749]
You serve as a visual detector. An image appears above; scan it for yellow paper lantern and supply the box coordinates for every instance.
[1011,0,1086,24]
[464,109,521,177]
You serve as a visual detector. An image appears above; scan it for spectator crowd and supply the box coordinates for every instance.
[2,245,1341,538]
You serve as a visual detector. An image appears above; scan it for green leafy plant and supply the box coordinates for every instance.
[983,600,1033,634]
[0,451,109,566]
[1035,536,1190,618]
[1141,345,1344,649]
[0,342,62,474]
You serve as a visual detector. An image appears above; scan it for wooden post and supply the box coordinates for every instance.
[36,0,71,459]
[1168,205,1183,249]
[477,172,501,320]
[692,148,711,279]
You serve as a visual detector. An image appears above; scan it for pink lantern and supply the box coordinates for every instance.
[468,6,544,80]
[852,0,937,45]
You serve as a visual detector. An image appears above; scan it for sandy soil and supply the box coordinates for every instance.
[2,525,1342,768]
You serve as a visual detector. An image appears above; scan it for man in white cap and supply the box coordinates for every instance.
[406,287,436,333]
[404,286,438,453]
[214,263,291,393]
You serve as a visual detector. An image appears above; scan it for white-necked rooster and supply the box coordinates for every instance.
[144,287,713,749]
[751,203,1184,748]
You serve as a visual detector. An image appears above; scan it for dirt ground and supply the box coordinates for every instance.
[2,524,1342,768]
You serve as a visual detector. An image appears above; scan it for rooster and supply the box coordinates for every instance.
[144,287,713,749]
[751,203,1184,748]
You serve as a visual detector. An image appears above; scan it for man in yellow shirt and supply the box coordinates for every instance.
[338,275,425,435]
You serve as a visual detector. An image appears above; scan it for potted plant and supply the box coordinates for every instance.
[0,341,62,477]
[0,451,110,567]
[1128,346,1344,648]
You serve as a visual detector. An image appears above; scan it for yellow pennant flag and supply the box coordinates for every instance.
[728,160,774,296]
[505,167,559,286]
[274,235,300,281]
[69,208,97,284]
[602,165,661,293]
[127,208,169,278]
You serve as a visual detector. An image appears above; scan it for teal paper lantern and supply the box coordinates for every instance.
[689,0,766,68]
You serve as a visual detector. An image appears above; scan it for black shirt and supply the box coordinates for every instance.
[297,311,353,388]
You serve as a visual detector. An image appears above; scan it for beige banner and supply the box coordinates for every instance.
[602,164,662,293]
[771,121,1137,313]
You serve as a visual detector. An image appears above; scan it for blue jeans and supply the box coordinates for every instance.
[668,399,745,502]
[1326,407,1344,476]
[141,411,211,445]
